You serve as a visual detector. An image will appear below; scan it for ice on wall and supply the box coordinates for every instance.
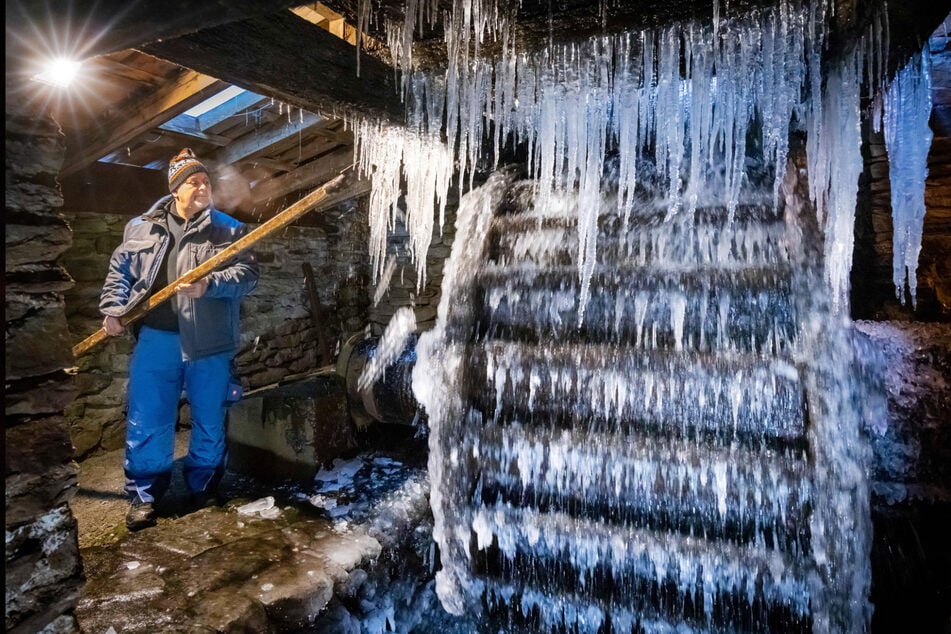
[882,46,934,307]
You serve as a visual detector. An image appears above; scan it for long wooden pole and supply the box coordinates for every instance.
[72,171,349,359]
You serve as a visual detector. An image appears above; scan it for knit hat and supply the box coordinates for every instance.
[167,148,208,192]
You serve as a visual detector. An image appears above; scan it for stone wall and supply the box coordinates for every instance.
[856,321,951,631]
[367,208,456,336]
[62,198,374,458]
[5,113,84,631]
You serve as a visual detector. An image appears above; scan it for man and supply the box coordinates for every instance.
[100,148,259,530]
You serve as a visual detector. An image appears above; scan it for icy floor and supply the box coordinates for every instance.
[230,437,483,632]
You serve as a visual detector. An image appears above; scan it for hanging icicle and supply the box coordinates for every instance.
[882,46,933,307]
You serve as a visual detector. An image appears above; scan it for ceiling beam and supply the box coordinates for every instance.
[60,71,225,177]
[212,112,324,166]
[158,120,233,147]
[142,10,403,124]
[251,146,355,202]
[239,157,298,173]
[5,0,306,71]
[247,176,372,223]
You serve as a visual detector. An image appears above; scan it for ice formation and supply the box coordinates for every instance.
[358,306,417,392]
[344,0,914,630]
[805,58,864,313]
[349,0,923,313]
[414,161,875,630]
[881,46,934,307]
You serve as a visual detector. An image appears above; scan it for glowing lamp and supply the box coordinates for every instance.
[33,58,82,88]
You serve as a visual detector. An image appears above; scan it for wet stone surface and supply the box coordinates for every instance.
[72,427,476,633]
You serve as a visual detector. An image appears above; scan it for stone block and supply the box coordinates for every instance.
[99,418,127,452]
[5,293,73,380]
[81,378,128,407]
[4,505,82,634]
[5,373,76,416]
[5,464,79,527]
[68,415,103,459]
[5,417,74,475]
[5,214,70,268]
[4,136,65,179]
[62,255,109,283]
[228,372,354,481]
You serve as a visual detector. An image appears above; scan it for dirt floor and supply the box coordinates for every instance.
[70,432,187,549]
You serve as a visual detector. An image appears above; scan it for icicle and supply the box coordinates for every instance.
[373,254,399,306]
[883,46,933,307]
[806,48,863,313]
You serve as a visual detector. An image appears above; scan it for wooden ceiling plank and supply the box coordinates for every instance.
[238,157,297,173]
[61,71,226,177]
[142,11,402,123]
[6,1,306,64]
[212,112,325,166]
[251,146,354,202]
[90,56,170,86]
[275,134,348,165]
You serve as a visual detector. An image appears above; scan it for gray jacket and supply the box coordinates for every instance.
[100,195,259,360]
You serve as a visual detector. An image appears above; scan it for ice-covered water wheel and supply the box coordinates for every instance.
[415,165,872,633]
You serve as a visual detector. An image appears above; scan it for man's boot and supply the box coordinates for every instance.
[126,499,156,531]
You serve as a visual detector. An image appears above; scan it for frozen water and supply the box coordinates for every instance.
[235,496,275,516]
[348,0,895,631]
[415,160,874,630]
[350,0,902,310]
[882,46,933,307]
[358,307,417,392]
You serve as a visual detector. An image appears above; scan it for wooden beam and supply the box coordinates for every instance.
[212,112,324,166]
[274,133,349,166]
[60,71,225,177]
[247,176,372,222]
[251,146,354,202]
[291,3,364,46]
[142,10,403,124]
[159,117,233,146]
[5,0,306,67]
[238,157,297,173]
[89,56,170,86]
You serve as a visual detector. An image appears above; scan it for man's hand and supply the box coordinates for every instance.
[177,278,209,299]
[103,315,125,336]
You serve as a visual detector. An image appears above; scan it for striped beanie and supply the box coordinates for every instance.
[168,148,208,192]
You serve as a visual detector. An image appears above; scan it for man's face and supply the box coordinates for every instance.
[173,172,213,218]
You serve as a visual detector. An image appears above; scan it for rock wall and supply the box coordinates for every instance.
[853,29,951,320]
[366,208,456,336]
[856,321,951,631]
[5,113,84,632]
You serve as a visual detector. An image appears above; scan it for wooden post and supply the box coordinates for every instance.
[302,262,333,367]
[72,171,349,359]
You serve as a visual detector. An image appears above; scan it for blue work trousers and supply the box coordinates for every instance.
[124,326,232,503]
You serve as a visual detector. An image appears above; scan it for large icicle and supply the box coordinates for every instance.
[354,118,453,288]
[883,46,933,307]
[805,50,864,314]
